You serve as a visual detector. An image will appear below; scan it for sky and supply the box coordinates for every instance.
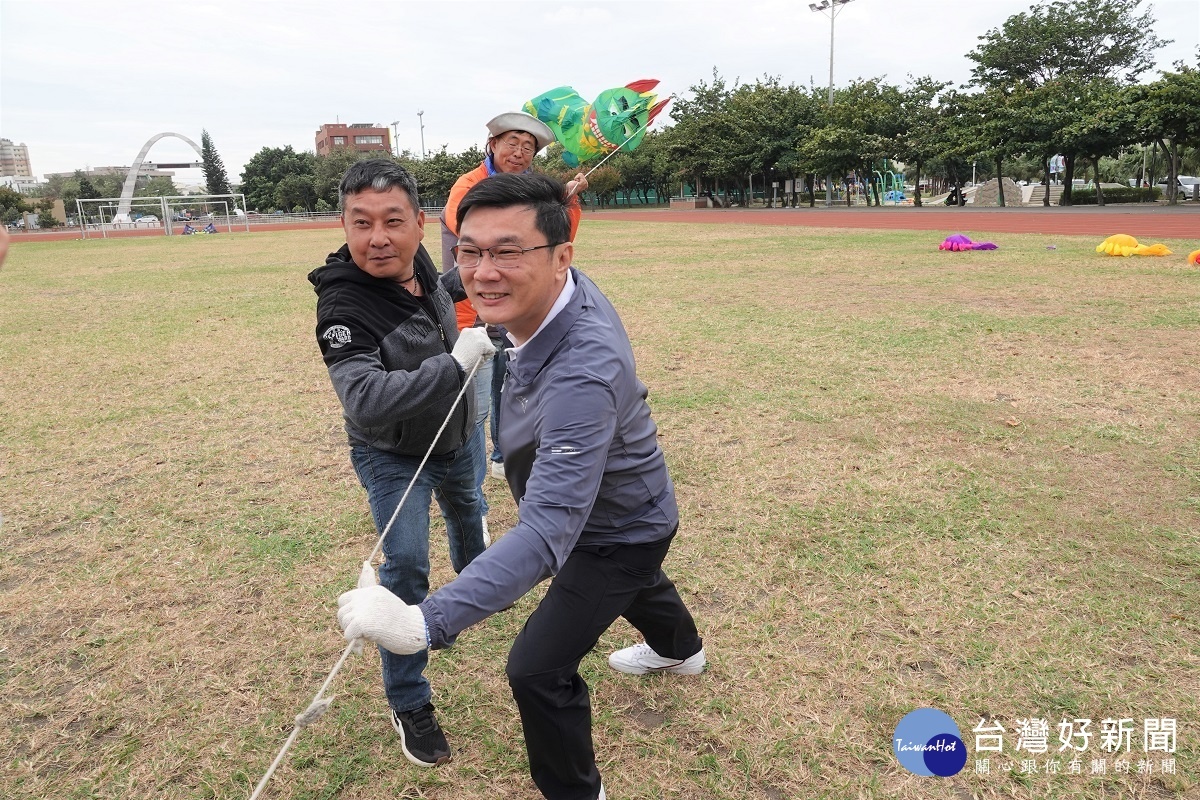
[2,0,1197,185]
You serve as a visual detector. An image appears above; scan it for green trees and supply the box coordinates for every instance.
[660,71,826,206]
[0,186,32,224]
[314,147,376,208]
[235,145,487,215]
[663,70,739,200]
[149,2,1188,216]
[1135,60,1200,204]
[274,173,318,213]
[135,175,179,199]
[727,76,821,206]
[1060,80,1141,205]
[200,130,232,197]
[403,146,485,207]
[966,0,1170,205]
[893,77,950,206]
[968,0,1167,89]
[240,146,316,212]
[608,130,674,204]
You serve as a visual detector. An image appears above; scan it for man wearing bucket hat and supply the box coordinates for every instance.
[440,111,589,551]
[439,111,588,270]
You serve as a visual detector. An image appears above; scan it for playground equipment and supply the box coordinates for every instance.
[874,161,907,204]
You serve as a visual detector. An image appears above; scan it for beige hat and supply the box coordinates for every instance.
[486,112,555,151]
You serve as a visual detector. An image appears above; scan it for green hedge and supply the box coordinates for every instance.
[1061,187,1161,205]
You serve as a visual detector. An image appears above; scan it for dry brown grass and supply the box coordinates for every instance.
[1,222,1198,799]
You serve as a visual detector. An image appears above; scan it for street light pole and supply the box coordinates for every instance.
[417,110,426,159]
[390,121,400,158]
[809,0,856,207]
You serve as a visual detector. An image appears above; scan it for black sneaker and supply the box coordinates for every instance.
[391,703,452,767]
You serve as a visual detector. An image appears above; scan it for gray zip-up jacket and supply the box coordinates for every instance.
[420,268,678,648]
[309,243,475,456]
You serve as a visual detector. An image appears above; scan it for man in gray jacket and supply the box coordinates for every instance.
[310,159,495,768]
[337,172,704,800]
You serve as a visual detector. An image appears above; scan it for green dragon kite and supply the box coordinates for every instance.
[524,79,670,168]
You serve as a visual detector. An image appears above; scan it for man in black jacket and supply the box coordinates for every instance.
[309,159,494,767]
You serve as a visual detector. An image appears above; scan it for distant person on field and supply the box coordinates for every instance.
[308,158,492,768]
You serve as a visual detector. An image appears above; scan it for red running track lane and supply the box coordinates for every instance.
[5,219,344,243]
[10,206,1198,244]
[585,205,1200,239]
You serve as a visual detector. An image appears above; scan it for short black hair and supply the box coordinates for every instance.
[338,159,420,213]
[456,172,571,245]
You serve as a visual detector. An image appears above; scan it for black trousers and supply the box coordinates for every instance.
[505,532,703,800]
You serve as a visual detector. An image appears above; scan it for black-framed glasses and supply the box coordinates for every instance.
[453,242,564,269]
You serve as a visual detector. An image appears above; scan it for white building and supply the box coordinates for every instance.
[1,174,42,193]
[0,138,34,178]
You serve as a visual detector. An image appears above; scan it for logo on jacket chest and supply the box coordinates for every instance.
[322,325,352,349]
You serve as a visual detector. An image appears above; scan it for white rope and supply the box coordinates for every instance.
[247,356,483,800]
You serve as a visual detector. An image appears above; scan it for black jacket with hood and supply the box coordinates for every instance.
[309,243,475,456]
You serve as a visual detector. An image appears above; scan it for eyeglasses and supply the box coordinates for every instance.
[496,135,536,156]
[453,242,563,269]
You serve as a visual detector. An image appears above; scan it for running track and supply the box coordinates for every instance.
[10,204,1199,243]
[586,205,1200,239]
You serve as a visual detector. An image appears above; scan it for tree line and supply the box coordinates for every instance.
[237,0,1199,211]
[16,0,1198,224]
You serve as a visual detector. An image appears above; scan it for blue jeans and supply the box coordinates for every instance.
[350,439,486,713]
[470,358,493,516]
[489,340,508,463]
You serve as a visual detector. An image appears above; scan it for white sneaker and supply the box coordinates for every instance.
[481,516,491,548]
[607,643,706,675]
[598,783,605,800]
[489,461,506,480]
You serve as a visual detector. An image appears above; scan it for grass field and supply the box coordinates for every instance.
[2,221,1199,800]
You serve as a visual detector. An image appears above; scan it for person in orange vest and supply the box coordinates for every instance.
[440,112,587,542]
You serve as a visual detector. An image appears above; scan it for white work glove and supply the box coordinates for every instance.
[348,560,377,655]
[337,584,428,655]
[451,327,495,372]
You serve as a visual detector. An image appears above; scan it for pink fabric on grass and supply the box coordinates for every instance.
[939,234,997,251]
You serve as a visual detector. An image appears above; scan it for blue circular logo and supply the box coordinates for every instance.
[893,708,967,777]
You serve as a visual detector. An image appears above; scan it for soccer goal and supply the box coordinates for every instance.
[78,193,250,238]
[77,196,167,238]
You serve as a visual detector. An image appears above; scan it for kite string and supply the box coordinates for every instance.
[247,356,483,800]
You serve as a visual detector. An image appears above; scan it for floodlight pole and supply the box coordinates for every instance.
[417,110,426,159]
[390,121,400,157]
[810,0,856,207]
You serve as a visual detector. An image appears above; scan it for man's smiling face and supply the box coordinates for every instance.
[341,187,425,282]
[458,204,571,344]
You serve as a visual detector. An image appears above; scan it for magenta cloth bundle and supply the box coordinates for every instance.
[939,234,998,251]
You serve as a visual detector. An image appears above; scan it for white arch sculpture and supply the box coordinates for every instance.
[114,132,204,220]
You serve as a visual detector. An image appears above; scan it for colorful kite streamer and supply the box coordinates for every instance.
[525,80,670,168]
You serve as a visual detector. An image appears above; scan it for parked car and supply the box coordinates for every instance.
[1156,175,1199,192]
[135,215,160,225]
